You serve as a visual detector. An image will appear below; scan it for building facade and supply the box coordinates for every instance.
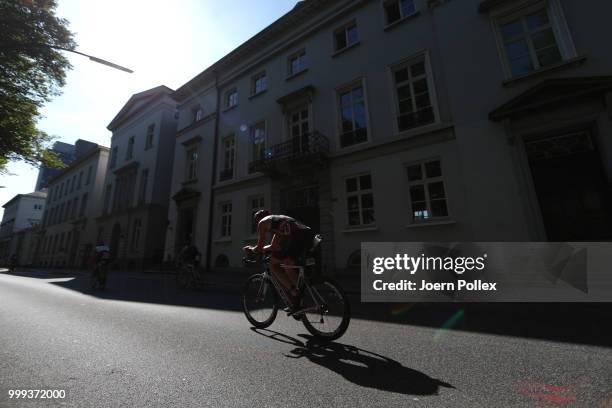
[0,191,47,264]
[167,0,612,275]
[34,141,76,191]
[36,144,109,268]
[164,77,218,265]
[97,86,178,269]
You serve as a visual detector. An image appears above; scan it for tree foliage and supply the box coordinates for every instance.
[0,0,76,174]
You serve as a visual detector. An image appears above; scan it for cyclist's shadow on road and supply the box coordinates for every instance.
[251,328,453,396]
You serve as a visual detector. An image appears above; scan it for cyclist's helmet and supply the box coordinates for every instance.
[254,209,271,224]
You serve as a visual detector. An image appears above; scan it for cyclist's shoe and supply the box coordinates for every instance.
[285,292,304,318]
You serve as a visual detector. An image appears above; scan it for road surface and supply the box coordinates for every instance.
[1,269,611,407]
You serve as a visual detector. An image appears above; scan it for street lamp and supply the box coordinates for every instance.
[50,45,133,73]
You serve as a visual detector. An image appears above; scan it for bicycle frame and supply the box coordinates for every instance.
[258,260,325,316]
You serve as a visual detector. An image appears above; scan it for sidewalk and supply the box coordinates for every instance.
[2,266,361,295]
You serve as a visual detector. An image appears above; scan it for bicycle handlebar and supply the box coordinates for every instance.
[242,253,271,266]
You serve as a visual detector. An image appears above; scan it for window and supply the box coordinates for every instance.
[384,0,416,26]
[138,169,149,204]
[79,193,88,217]
[220,202,232,237]
[249,195,265,234]
[77,171,82,189]
[288,50,307,76]
[497,7,561,77]
[145,124,155,149]
[347,250,361,270]
[86,165,92,185]
[249,122,266,171]
[59,202,66,223]
[70,175,75,192]
[251,72,267,95]
[112,173,135,211]
[225,88,238,109]
[220,136,235,181]
[334,22,359,52]
[406,160,448,221]
[110,147,118,168]
[126,136,135,160]
[131,218,142,251]
[192,106,203,122]
[186,146,198,181]
[338,82,368,148]
[345,174,375,226]
[71,197,78,219]
[392,56,435,132]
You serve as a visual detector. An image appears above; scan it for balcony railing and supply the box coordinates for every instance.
[248,131,329,174]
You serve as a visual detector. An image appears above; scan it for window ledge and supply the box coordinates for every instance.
[337,138,370,152]
[332,41,361,58]
[213,172,266,190]
[384,11,421,32]
[214,237,232,243]
[222,104,238,113]
[394,121,452,140]
[248,90,267,100]
[502,56,587,87]
[286,68,308,81]
[405,219,456,229]
[342,225,379,233]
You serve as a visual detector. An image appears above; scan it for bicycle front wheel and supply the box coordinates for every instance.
[301,278,351,341]
[242,274,278,329]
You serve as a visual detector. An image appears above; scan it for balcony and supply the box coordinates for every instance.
[248,131,330,175]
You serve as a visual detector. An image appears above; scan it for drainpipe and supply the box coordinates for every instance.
[204,69,221,272]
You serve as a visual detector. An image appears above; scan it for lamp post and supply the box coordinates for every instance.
[49,45,133,73]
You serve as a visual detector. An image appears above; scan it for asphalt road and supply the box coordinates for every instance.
[1,270,611,407]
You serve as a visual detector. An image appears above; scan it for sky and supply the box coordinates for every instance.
[0,0,297,218]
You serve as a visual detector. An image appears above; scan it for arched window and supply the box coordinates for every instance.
[347,250,361,270]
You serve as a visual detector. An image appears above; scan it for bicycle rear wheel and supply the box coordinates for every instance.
[242,274,278,329]
[301,278,350,341]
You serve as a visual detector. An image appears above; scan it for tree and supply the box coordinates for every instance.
[0,0,76,174]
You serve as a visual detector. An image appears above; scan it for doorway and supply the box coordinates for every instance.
[176,207,195,251]
[288,105,311,155]
[526,131,612,241]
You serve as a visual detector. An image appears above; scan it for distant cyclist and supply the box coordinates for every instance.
[8,254,17,272]
[91,241,110,288]
[178,238,201,266]
[244,210,315,308]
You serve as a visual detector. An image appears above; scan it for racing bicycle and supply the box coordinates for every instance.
[242,235,351,341]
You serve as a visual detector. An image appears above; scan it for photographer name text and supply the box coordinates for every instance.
[372,279,497,291]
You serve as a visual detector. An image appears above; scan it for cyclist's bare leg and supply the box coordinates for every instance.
[281,257,298,291]
[269,256,297,296]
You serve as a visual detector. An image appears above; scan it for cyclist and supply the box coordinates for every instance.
[244,210,315,308]
[91,241,110,288]
[8,253,17,272]
[178,238,201,266]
